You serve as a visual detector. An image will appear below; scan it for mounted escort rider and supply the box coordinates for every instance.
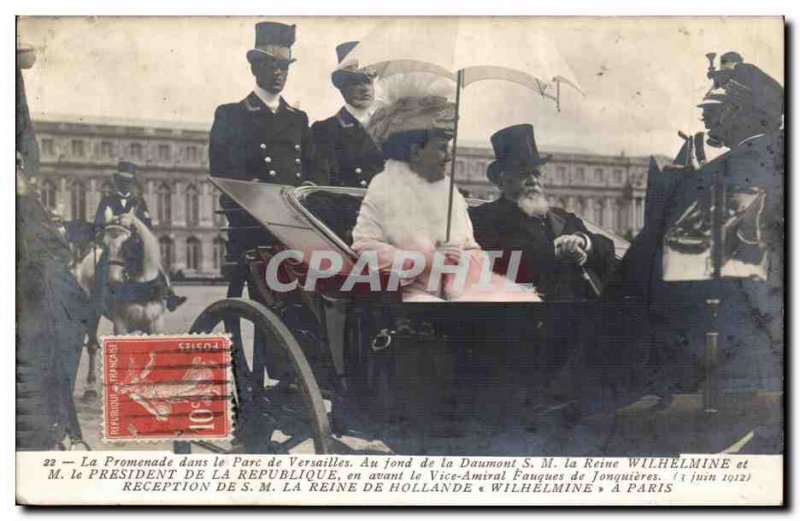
[210,21,323,296]
[93,161,186,312]
[312,41,385,188]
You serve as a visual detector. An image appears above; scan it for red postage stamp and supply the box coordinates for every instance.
[101,334,232,442]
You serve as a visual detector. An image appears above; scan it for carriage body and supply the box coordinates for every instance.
[182,176,778,455]
[210,178,634,397]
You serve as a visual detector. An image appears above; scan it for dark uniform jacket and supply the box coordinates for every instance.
[470,197,616,300]
[311,107,385,188]
[94,192,152,229]
[209,92,324,257]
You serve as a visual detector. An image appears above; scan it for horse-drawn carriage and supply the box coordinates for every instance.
[172,174,780,457]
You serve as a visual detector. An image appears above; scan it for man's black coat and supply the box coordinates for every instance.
[311,107,385,188]
[94,192,152,229]
[469,197,616,300]
[209,92,325,257]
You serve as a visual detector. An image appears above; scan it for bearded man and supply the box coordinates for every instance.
[351,79,539,302]
[469,124,615,301]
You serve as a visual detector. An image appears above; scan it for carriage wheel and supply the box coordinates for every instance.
[173,298,332,454]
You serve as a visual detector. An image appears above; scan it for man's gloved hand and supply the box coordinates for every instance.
[554,234,589,266]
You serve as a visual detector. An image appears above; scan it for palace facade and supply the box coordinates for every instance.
[32,115,650,278]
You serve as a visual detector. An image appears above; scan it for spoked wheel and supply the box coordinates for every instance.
[173,298,332,454]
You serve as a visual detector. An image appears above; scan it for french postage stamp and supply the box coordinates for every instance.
[101,334,233,442]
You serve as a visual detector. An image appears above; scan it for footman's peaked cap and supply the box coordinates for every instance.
[115,161,138,179]
[246,22,297,65]
[487,124,551,184]
[331,41,377,89]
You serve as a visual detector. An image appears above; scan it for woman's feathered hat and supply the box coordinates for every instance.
[367,73,457,146]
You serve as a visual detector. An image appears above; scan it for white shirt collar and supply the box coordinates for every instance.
[116,191,130,198]
[344,103,374,126]
[253,84,281,113]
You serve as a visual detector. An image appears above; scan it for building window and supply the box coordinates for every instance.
[157,183,172,224]
[130,142,143,160]
[575,167,585,183]
[69,180,87,221]
[186,145,198,162]
[71,140,85,158]
[186,237,202,271]
[41,139,54,156]
[159,236,174,271]
[101,141,113,158]
[40,179,57,210]
[613,169,623,184]
[455,160,464,176]
[213,237,226,270]
[555,166,566,183]
[158,144,171,161]
[594,168,604,184]
[185,184,199,226]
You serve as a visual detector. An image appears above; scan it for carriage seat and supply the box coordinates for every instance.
[300,190,365,246]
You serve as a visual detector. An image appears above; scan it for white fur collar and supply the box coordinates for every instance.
[362,159,475,249]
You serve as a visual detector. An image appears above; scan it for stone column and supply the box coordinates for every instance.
[57,176,68,216]
[146,180,157,226]
[88,178,98,219]
[201,237,213,274]
[200,181,211,227]
[173,234,186,273]
[605,197,615,232]
[172,179,185,227]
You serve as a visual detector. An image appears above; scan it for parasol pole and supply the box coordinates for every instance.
[445,68,464,244]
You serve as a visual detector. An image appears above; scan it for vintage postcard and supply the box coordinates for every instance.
[15,15,784,506]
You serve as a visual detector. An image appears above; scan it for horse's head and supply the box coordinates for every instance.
[101,215,143,283]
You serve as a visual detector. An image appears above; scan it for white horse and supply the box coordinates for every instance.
[72,211,167,398]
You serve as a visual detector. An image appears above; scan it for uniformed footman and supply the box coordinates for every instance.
[311,41,384,188]
[209,21,323,286]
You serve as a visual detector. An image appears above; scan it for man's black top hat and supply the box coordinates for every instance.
[486,124,551,184]
[246,22,297,64]
[331,40,376,90]
[114,161,138,180]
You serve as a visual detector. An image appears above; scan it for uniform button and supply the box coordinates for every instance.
[264,156,272,163]
[260,143,266,150]
[294,158,301,164]
[294,144,301,151]
[269,170,276,177]
[295,172,301,178]
[355,167,362,174]
[360,180,367,187]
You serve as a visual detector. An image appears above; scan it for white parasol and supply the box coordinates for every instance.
[339,17,584,241]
